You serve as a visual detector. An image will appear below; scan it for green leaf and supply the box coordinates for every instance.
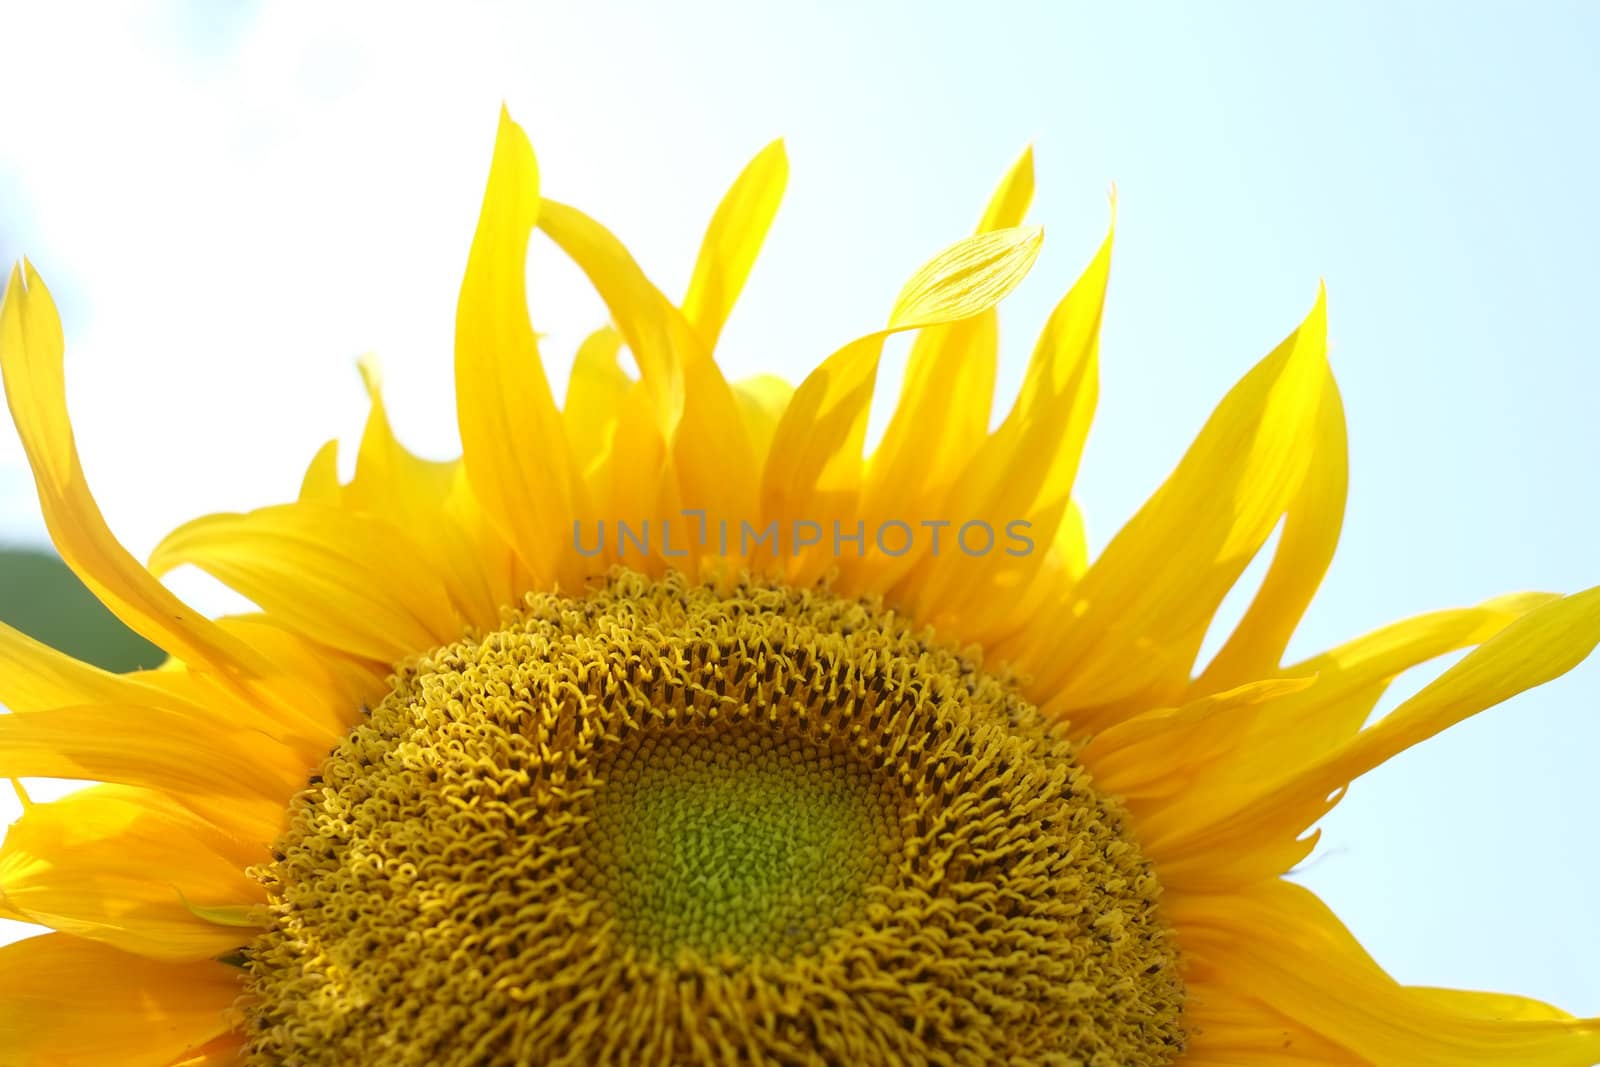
[0,545,165,670]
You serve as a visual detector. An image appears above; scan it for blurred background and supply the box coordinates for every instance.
[2,0,1596,1008]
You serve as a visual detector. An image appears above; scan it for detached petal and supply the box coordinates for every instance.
[902,221,1110,636]
[888,225,1043,331]
[763,225,1043,584]
[861,147,1035,590]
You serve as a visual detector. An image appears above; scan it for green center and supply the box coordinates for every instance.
[583,721,902,960]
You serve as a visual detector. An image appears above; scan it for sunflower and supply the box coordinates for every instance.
[1,106,1597,1067]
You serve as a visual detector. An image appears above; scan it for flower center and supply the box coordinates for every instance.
[582,722,902,960]
[243,572,1185,1066]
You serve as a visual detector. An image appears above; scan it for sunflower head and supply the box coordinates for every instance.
[0,105,1597,1067]
[244,572,1183,1063]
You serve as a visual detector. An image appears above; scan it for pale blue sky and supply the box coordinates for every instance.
[1,1,1596,1008]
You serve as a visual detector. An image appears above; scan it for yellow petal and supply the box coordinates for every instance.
[682,139,788,352]
[1193,357,1348,692]
[1339,585,1600,771]
[675,349,762,559]
[0,933,241,1067]
[991,220,1108,475]
[976,144,1035,232]
[149,504,458,662]
[987,499,1092,669]
[861,148,1034,587]
[164,1034,245,1067]
[861,314,997,543]
[1153,586,1600,886]
[446,460,530,616]
[1143,591,1556,851]
[296,438,341,505]
[0,621,332,778]
[561,329,635,575]
[454,107,582,586]
[539,198,755,541]
[100,623,372,776]
[1031,287,1332,728]
[597,378,678,579]
[1056,497,1089,579]
[762,226,1044,583]
[1176,971,1366,1065]
[0,785,263,962]
[0,263,264,680]
[0,703,303,807]
[898,223,1110,634]
[348,367,505,628]
[1171,880,1600,1066]
[562,326,629,474]
[1410,988,1588,1024]
[731,373,792,467]
[0,618,197,716]
[1080,677,1315,805]
[536,198,687,432]
[187,613,382,761]
[757,335,879,580]
[888,225,1043,331]
[349,359,456,519]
